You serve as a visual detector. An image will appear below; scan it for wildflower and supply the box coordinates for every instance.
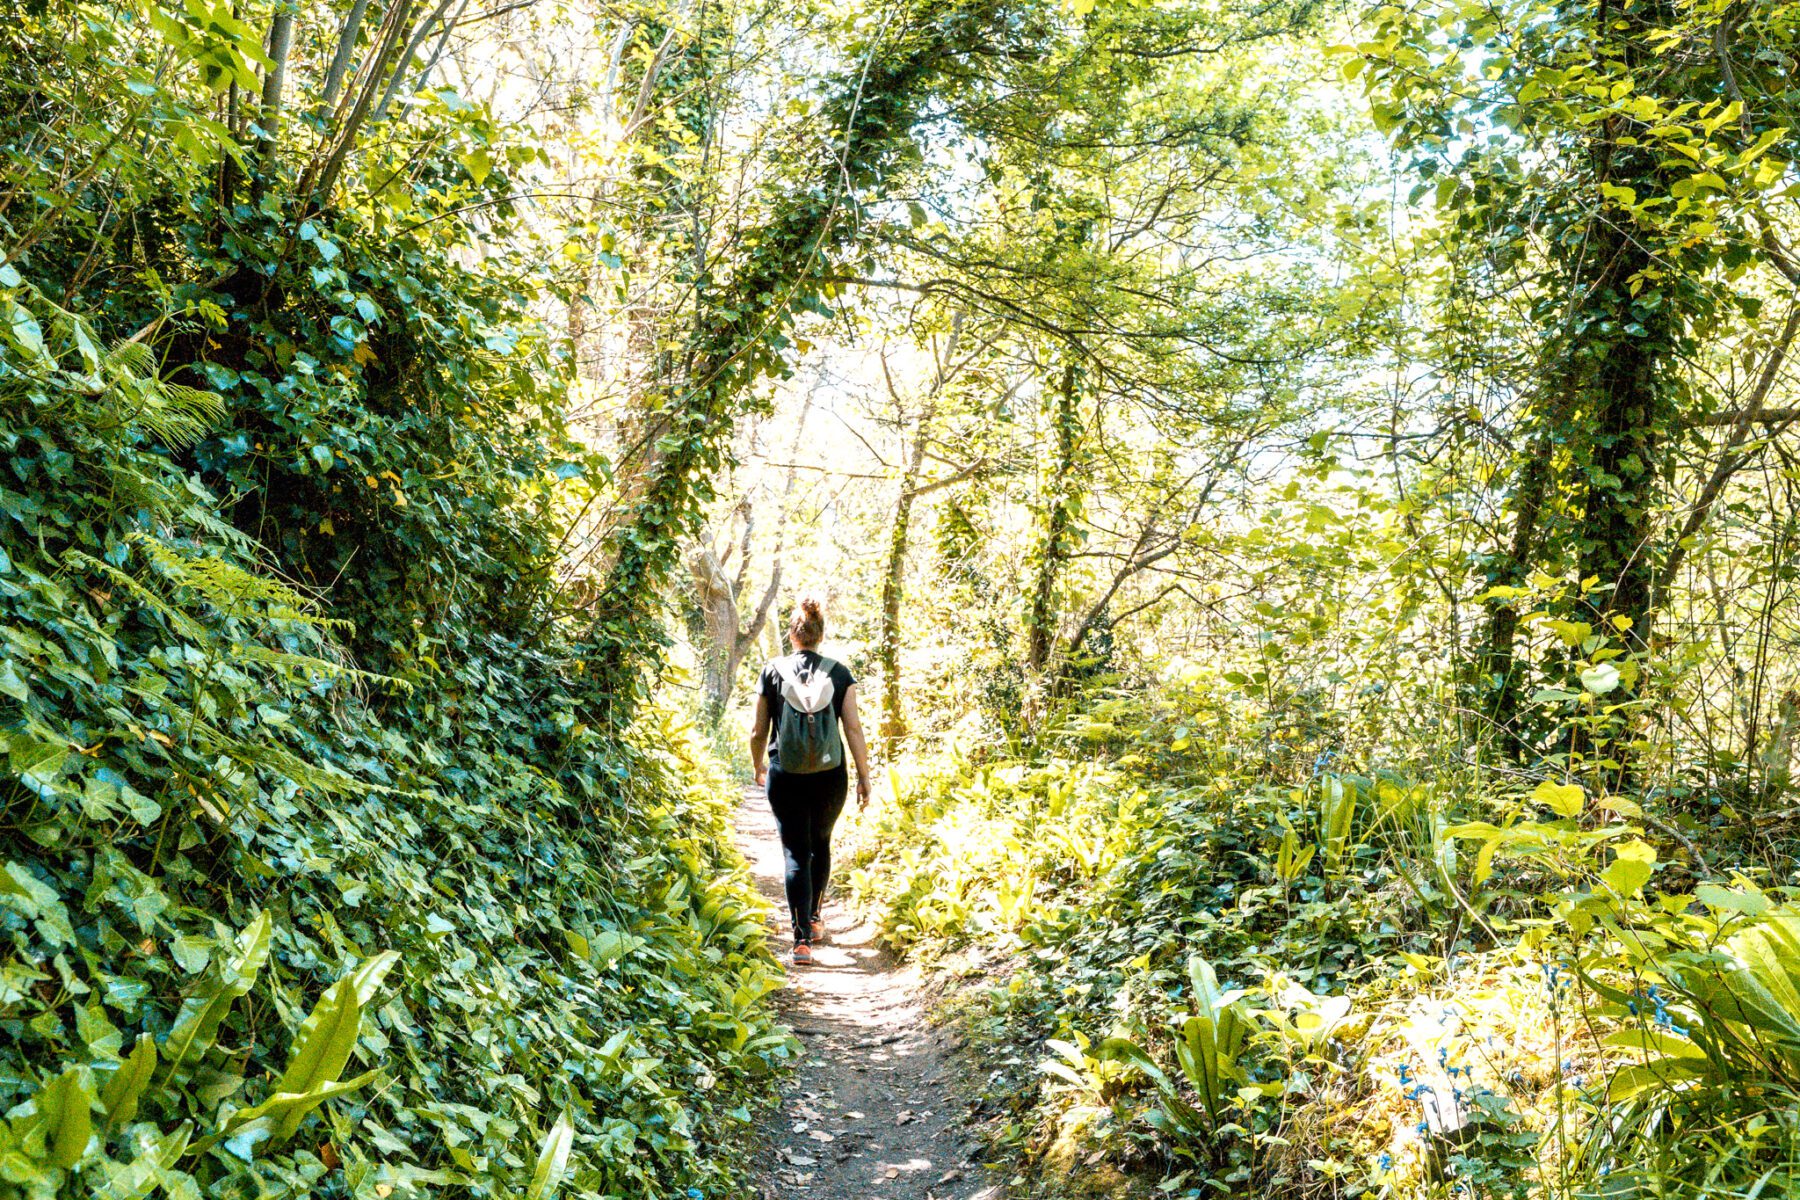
[1397,1063,1412,1085]
[1378,1152,1393,1171]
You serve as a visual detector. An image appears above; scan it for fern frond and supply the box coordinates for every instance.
[134,537,325,620]
[103,340,156,377]
[61,549,208,642]
[138,382,226,449]
[177,502,259,553]
[231,644,408,692]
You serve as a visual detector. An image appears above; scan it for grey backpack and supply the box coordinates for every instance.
[773,655,843,774]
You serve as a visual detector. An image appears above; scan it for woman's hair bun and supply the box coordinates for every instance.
[789,591,827,646]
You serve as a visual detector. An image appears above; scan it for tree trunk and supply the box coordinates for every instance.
[249,3,296,205]
[1477,422,1559,757]
[879,437,928,741]
[875,321,963,743]
[319,0,372,115]
[299,0,417,208]
[1025,362,1081,674]
[1575,242,1667,649]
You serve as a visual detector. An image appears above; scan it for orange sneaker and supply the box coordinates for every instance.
[790,942,814,965]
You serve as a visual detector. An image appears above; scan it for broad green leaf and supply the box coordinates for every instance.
[165,910,271,1067]
[36,1066,95,1169]
[192,1072,378,1156]
[1696,883,1768,915]
[1603,1027,1707,1060]
[1532,781,1584,818]
[270,951,397,1142]
[1601,840,1656,897]
[101,1034,158,1126]
[1607,1057,1705,1102]
[526,1110,575,1200]
[1579,663,1620,695]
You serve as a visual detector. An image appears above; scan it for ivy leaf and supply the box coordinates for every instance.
[0,658,29,702]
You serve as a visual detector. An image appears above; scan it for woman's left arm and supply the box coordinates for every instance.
[840,683,873,806]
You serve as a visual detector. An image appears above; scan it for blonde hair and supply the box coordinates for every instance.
[788,592,826,648]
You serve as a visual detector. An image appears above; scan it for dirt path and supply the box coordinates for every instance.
[737,785,1001,1200]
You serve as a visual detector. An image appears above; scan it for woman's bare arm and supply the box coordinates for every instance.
[749,693,771,786]
[840,683,872,805]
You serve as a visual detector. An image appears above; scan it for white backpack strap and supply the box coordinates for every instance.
[774,654,836,714]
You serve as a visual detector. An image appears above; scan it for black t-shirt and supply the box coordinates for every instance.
[759,650,855,769]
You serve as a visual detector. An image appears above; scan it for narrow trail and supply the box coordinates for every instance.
[737,785,1001,1200]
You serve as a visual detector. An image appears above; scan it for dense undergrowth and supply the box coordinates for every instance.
[849,683,1800,1199]
[0,9,794,1192]
[0,284,791,1196]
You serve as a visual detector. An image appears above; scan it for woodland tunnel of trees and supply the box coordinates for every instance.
[4,0,1800,1197]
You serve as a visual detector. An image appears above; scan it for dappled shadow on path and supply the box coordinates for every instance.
[737,786,1004,1200]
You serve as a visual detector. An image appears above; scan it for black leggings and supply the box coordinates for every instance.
[766,763,847,942]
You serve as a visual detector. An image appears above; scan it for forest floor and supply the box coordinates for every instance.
[738,785,1005,1200]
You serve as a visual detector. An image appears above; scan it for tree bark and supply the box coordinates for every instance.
[319,0,373,115]
[299,0,417,208]
[879,436,929,740]
[249,3,296,205]
[876,321,965,743]
[1025,362,1081,674]
[1477,423,1559,755]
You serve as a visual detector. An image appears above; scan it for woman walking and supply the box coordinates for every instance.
[750,593,872,964]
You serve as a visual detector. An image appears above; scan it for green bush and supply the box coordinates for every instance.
[0,263,790,1196]
[852,685,1800,1199]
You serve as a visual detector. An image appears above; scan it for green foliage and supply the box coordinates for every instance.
[0,4,795,1193]
[852,672,1800,1197]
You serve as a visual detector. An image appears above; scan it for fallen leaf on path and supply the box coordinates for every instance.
[895,1110,916,1125]
[807,1130,835,1142]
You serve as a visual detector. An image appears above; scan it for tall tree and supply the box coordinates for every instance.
[1363,0,1800,763]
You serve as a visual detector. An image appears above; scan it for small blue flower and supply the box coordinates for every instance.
[1416,1120,1431,1136]
[1378,1152,1393,1171]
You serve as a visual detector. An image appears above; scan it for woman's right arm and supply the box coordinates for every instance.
[749,693,771,786]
